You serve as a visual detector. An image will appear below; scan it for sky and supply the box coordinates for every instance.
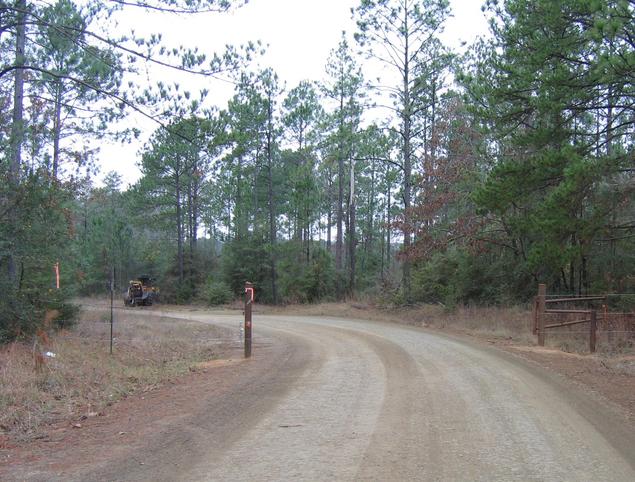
[96,0,491,187]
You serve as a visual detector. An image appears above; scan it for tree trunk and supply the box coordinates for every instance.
[380,210,385,281]
[52,81,62,180]
[386,185,391,272]
[403,130,412,302]
[401,10,412,303]
[235,156,245,239]
[266,99,278,304]
[581,255,588,296]
[348,156,356,294]
[336,106,344,273]
[175,171,184,282]
[252,147,260,233]
[192,164,199,251]
[367,159,376,256]
[189,153,200,279]
[7,0,27,283]
[327,164,332,251]
[9,0,26,183]
[606,86,616,288]
[188,174,194,273]
[306,224,310,264]
[305,171,311,264]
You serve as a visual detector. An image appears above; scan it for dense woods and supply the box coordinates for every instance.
[1,0,633,341]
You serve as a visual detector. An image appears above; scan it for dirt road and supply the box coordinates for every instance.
[7,310,635,481]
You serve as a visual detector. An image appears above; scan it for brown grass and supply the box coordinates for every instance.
[259,301,536,345]
[261,301,632,355]
[0,308,231,440]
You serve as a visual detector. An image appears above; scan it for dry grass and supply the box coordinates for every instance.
[0,308,231,440]
[260,301,536,345]
[263,301,633,355]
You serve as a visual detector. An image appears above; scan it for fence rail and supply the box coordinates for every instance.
[533,284,634,353]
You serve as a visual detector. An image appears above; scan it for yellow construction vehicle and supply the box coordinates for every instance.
[124,275,159,306]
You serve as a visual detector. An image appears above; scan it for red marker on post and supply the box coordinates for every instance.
[244,282,254,358]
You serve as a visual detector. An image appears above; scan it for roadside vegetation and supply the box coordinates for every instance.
[0,308,230,440]
[1,296,631,441]
[267,301,533,341]
[0,0,633,439]
[267,301,632,355]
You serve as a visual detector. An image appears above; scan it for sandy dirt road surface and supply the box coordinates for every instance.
[5,309,635,481]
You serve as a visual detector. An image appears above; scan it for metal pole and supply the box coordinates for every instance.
[110,266,114,355]
[537,283,546,347]
[244,281,253,358]
[590,310,597,353]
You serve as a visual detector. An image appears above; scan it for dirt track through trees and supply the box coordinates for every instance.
[4,309,635,481]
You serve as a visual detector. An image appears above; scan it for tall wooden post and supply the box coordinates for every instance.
[244,281,253,358]
[604,304,613,348]
[589,310,597,353]
[537,283,546,346]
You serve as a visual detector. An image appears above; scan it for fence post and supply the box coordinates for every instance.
[244,281,253,358]
[590,310,597,353]
[537,283,546,346]
[604,303,613,348]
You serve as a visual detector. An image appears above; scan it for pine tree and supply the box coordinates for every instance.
[354,0,452,302]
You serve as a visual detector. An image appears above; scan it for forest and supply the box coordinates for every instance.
[1,0,633,341]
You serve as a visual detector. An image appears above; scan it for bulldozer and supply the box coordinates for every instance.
[124,275,159,306]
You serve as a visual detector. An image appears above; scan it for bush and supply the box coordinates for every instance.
[0,284,79,343]
[174,283,195,304]
[277,244,337,303]
[299,247,337,302]
[51,301,80,329]
[222,236,271,301]
[204,280,233,306]
[411,248,522,307]
[0,287,38,343]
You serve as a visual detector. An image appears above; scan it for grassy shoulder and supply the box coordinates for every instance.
[0,306,232,441]
[260,300,633,356]
[261,301,535,342]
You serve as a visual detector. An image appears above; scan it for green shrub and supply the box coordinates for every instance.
[52,301,80,329]
[277,245,337,303]
[204,280,233,306]
[0,287,38,343]
[175,283,195,304]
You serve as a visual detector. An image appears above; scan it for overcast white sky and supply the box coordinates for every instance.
[97,0,490,187]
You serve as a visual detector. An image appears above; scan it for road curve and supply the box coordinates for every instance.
[52,310,635,482]
[87,311,635,481]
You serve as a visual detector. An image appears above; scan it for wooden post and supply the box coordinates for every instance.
[537,284,546,346]
[589,310,597,353]
[244,281,253,358]
[604,304,613,348]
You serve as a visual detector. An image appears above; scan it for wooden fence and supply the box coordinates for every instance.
[533,284,635,353]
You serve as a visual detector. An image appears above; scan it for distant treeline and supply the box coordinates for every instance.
[1,0,633,341]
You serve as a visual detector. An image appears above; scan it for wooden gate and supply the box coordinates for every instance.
[533,284,635,353]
